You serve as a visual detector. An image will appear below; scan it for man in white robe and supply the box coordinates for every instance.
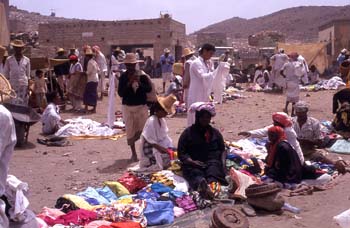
[93,46,108,100]
[187,44,216,126]
[270,49,288,89]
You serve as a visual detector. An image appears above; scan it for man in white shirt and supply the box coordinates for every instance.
[281,52,300,116]
[3,40,31,106]
[83,48,100,113]
[92,46,108,100]
[270,48,288,90]
[182,48,196,107]
[187,44,216,126]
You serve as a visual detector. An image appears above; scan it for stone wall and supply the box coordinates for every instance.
[39,17,186,61]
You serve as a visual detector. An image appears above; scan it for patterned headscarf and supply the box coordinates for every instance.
[272,112,292,128]
[189,102,216,117]
[266,126,287,167]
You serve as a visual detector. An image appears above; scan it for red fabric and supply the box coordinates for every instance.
[272,112,292,127]
[266,126,286,167]
[44,209,97,226]
[117,172,147,194]
[110,222,142,228]
[69,55,78,61]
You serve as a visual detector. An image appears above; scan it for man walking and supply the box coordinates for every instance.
[160,48,174,93]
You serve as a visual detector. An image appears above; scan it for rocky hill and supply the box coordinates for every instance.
[9,5,79,32]
[195,5,350,42]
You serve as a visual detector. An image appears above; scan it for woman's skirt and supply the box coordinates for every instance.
[83,81,98,106]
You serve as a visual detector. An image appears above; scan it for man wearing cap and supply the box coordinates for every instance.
[53,48,70,101]
[118,53,152,162]
[92,46,108,100]
[67,54,84,111]
[3,40,31,106]
[270,48,288,89]
[182,47,196,106]
[160,48,174,93]
[292,101,347,173]
[83,48,99,113]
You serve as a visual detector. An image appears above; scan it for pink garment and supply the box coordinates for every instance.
[45,209,97,226]
[85,220,112,228]
[37,207,66,221]
[173,206,185,217]
[230,168,258,199]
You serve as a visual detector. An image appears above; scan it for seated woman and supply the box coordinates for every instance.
[178,102,227,199]
[265,126,303,184]
[139,95,177,171]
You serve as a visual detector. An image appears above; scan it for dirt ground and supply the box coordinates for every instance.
[8,79,350,228]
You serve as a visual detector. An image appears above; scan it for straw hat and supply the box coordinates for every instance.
[157,94,177,114]
[124,53,140,64]
[115,47,121,52]
[164,48,170,53]
[10,39,25,48]
[85,48,94,56]
[56,48,65,53]
[182,48,195,57]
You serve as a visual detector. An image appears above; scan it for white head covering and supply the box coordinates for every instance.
[189,102,216,117]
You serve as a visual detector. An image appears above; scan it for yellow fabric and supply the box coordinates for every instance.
[116,198,134,204]
[69,133,125,141]
[277,42,328,74]
[103,181,130,197]
[173,63,183,76]
[62,194,98,211]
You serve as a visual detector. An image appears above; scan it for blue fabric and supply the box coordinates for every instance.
[77,187,110,205]
[329,139,350,154]
[96,186,118,202]
[136,189,160,200]
[151,183,173,194]
[144,200,174,226]
[169,190,185,200]
[160,55,174,73]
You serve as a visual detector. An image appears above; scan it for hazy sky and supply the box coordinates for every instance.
[10,0,350,33]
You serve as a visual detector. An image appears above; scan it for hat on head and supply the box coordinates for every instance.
[341,49,347,54]
[85,48,94,55]
[92,45,100,52]
[272,112,292,127]
[278,48,284,53]
[123,53,139,64]
[56,48,65,53]
[164,48,170,53]
[189,102,216,117]
[294,101,309,113]
[182,48,195,57]
[115,47,121,52]
[157,94,177,114]
[69,55,78,61]
[10,39,25,48]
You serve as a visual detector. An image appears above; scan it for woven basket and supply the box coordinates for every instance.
[0,73,16,103]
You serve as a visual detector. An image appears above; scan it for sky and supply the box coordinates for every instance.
[10,0,350,34]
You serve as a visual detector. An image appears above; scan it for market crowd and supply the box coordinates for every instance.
[1,39,350,227]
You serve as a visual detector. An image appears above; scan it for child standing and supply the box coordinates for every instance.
[34,69,48,112]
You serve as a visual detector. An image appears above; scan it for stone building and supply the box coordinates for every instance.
[39,16,186,61]
[319,19,350,62]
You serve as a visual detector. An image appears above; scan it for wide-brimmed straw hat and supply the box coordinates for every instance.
[164,48,170,53]
[10,39,25,48]
[56,48,65,53]
[157,94,177,114]
[124,53,142,64]
[182,48,195,57]
[85,48,94,55]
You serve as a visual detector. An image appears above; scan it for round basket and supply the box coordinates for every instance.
[0,73,16,102]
